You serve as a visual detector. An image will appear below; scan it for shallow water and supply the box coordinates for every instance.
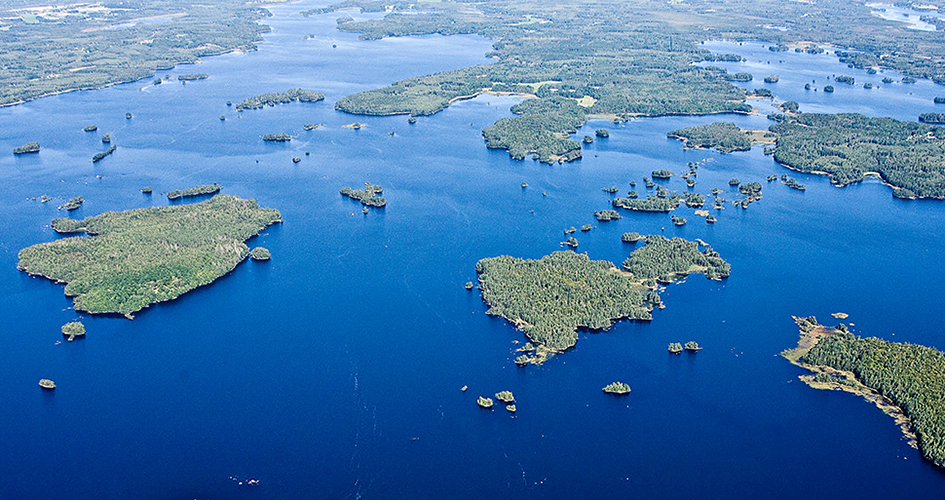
[2,2,945,498]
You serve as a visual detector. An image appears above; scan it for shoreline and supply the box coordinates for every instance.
[781,316,918,449]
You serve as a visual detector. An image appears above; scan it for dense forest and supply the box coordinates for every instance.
[769,113,945,198]
[17,195,281,317]
[800,324,945,469]
[476,239,729,351]
[235,89,325,111]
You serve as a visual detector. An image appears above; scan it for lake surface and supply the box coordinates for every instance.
[2,2,945,499]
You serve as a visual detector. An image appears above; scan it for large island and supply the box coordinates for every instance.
[18,195,281,318]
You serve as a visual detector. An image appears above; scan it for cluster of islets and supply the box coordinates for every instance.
[477,390,517,413]
[668,341,702,354]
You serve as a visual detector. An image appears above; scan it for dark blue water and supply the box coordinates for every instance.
[2,3,945,499]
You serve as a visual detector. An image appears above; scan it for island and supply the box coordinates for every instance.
[684,341,702,351]
[101,133,111,144]
[495,391,514,403]
[303,124,320,131]
[235,89,325,111]
[262,133,292,142]
[602,382,631,395]
[167,183,221,200]
[651,170,673,180]
[596,129,610,138]
[17,194,281,318]
[668,122,773,153]
[61,321,86,341]
[340,183,386,208]
[250,247,271,261]
[177,73,208,81]
[83,125,98,132]
[613,195,681,212]
[92,145,117,163]
[668,342,683,354]
[782,315,945,469]
[13,142,40,155]
[59,197,83,211]
[465,281,474,290]
[506,405,517,413]
[594,210,622,221]
[141,187,152,194]
[475,241,728,362]
[477,396,494,409]
[39,379,56,390]
[621,232,643,243]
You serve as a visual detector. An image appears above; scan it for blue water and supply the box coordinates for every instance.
[2,2,945,498]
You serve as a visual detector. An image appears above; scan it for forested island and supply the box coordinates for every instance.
[340,183,386,207]
[235,89,325,111]
[0,1,271,106]
[769,113,945,198]
[475,239,728,360]
[612,195,681,212]
[17,195,281,318]
[263,133,292,142]
[782,316,945,469]
[92,145,117,163]
[13,142,40,154]
[167,183,221,200]
[668,122,769,153]
[177,73,208,81]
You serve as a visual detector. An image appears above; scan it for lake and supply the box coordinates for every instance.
[2,2,945,499]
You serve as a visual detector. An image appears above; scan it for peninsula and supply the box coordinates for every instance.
[17,195,281,318]
[782,316,945,469]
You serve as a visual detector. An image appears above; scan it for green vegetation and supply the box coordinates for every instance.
[39,379,56,390]
[249,247,271,261]
[83,125,97,132]
[685,193,705,208]
[61,321,85,341]
[340,182,386,207]
[177,73,208,81]
[783,177,806,191]
[684,341,701,351]
[262,133,292,142]
[18,195,281,317]
[235,88,325,111]
[303,124,320,130]
[465,281,474,290]
[671,215,687,226]
[582,135,594,144]
[936,97,945,104]
[92,145,117,163]
[477,396,494,408]
[580,224,592,232]
[728,179,740,186]
[595,129,610,138]
[506,404,517,412]
[59,197,83,211]
[563,237,578,248]
[780,101,799,113]
[785,317,945,469]
[594,210,622,221]
[763,75,779,84]
[769,113,945,198]
[903,77,917,84]
[141,187,153,194]
[621,235,730,282]
[824,85,835,93]
[13,142,39,154]
[668,342,683,354]
[613,195,680,212]
[495,391,514,403]
[167,183,221,200]
[602,186,619,194]
[621,232,643,243]
[603,382,631,394]
[668,122,752,153]
[101,133,111,144]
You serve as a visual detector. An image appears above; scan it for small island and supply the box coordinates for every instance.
[612,195,681,212]
[303,124,320,131]
[668,342,683,354]
[602,382,631,395]
[235,89,325,111]
[340,183,386,208]
[250,247,271,261]
[92,145,117,163]
[167,183,221,200]
[595,129,610,138]
[594,210,622,221]
[477,396,494,409]
[39,379,56,390]
[83,124,98,132]
[18,195,281,318]
[13,142,40,155]
[61,321,86,341]
[141,187,152,194]
[465,281,474,290]
[59,197,83,211]
[651,169,673,180]
[684,341,702,351]
[621,232,643,243]
[668,122,772,153]
[262,133,292,142]
[101,133,111,144]
[495,391,514,403]
[177,73,208,81]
